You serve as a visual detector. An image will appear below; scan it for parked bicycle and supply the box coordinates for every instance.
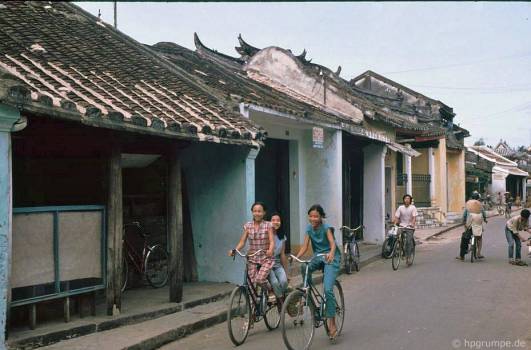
[340,225,363,274]
[280,254,345,350]
[227,249,281,346]
[121,222,169,292]
[391,226,415,270]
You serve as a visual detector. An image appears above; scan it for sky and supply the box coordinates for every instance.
[75,2,531,148]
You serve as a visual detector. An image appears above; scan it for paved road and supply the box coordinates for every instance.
[165,216,531,350]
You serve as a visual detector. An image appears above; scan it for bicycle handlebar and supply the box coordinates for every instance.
[231,249,265,260]
[288,253,328,264]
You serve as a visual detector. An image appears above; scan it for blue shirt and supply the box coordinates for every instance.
[305,223,340,258]
[273,234,286,267]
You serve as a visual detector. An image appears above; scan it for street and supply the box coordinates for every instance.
[164,216,531,350]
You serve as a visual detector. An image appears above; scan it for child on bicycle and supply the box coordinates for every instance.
[268,213,289,302]
[228,202,274,289]
[294,204,340,339]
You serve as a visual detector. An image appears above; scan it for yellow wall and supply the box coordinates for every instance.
[412,148,429,174]
[447,149,466,212]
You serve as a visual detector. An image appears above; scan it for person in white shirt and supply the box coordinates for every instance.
[394,194,417,228]
[393,194,417,252]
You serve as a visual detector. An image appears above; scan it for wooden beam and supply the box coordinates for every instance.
[106,142,123,315]
[167,147,183,302]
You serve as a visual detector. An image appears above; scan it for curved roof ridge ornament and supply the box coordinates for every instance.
[335,65,342,76]
[235,34,260,59]
[295,49,312,64]
[194,32,244,67]
[193,32,207,51]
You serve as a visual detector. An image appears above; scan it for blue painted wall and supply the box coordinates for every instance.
[181,142,255,284]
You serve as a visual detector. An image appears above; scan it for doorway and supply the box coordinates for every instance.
[255,138,291,251]
[342,134,364,237]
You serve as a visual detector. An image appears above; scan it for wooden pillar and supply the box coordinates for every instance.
[167,147,183,303]
[106,142,123,315]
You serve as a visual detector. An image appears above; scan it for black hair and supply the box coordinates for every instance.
[307,204,326,218]
[270,212,285,239]
[251,201,267,212]
[521,209,530,219]
[471,192,480,200]
[403,194,413,203]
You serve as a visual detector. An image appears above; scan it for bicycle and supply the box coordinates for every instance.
[340,225,363,274]
[280,254,345,350]
[227,249,281,346]
[121,222,169,292]
[391,226,415,270]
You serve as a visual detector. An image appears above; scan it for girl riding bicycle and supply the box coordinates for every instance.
[228,202,274,289]
[269,213,289,301]
[294,204,341,339]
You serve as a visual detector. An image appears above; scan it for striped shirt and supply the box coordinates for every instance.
[244,220,273,264]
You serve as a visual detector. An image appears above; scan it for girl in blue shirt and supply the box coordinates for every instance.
[294,204,341,339]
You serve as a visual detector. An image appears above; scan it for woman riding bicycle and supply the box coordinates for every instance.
[228,202,274,289]
[294,204,340,339]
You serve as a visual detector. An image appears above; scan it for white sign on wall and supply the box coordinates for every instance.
[312,127,324,149]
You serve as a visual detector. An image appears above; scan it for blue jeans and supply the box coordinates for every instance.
[505,228,521,260]
[268,265,288,297]
[300,255,340,318]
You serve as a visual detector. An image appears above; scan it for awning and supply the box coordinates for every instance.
[493,165,529,177]
[386,142,421,157]
[499,166,529,177]
[343,124,420,157]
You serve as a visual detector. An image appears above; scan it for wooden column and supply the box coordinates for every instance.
[106,142,123,315]
[167,147,183,302]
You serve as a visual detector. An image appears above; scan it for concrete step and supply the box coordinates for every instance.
[38,300,229,350]
[7,286,233,350]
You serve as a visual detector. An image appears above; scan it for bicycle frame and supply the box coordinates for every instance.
[297,258,327,324]
[123,237,149,275]
[242,261,261,312]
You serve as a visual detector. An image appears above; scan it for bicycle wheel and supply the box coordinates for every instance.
[353,242,360,272]
[264,292,281,330]
[406,239,415,267]
[227,286,251,346]
[323,280,345,337]
[144,244,169,288]
[121,254,128,292]
[391,239,401,271]
[281,290,315,350]
[344,245,353,275]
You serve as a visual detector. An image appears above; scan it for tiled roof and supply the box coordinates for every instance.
[192,35,457,135]
[151,40,346,127]
[0,2,262,145]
